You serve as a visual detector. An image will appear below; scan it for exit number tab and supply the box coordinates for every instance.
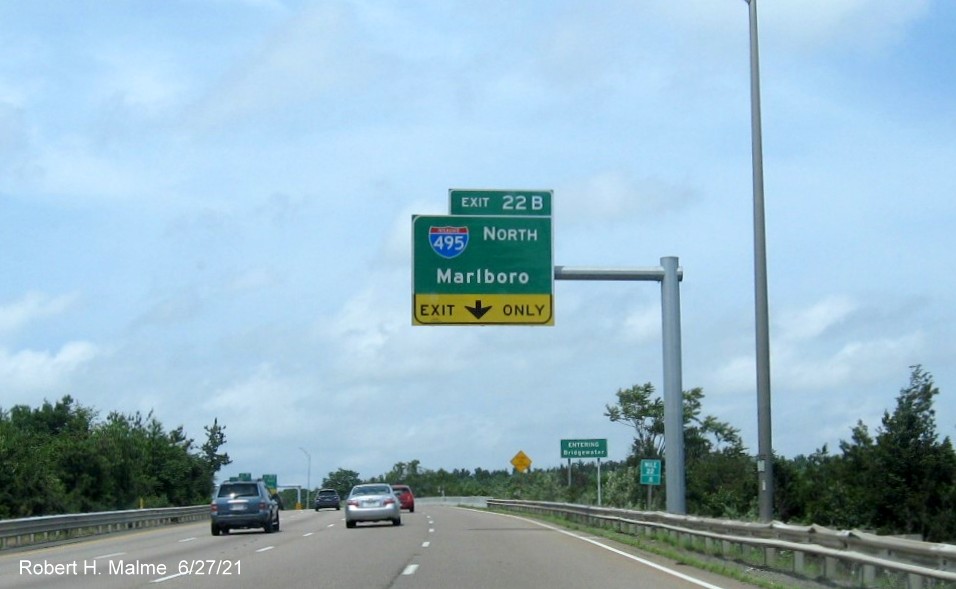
[449,189,552,217]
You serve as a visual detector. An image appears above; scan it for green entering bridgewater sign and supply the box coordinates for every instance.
[561,439,608,459]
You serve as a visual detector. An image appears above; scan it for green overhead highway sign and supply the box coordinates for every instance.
[412,214,553,325]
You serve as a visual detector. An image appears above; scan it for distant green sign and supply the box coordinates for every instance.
[640,459,661,485]
[561,439,608,459]
[262,474,277,491]
[238,472,252,481]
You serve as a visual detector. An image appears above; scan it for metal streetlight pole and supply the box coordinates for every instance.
[299,447,311,510]
[744,0,774,522]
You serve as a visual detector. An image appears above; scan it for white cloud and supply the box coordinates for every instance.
[711,293,925,393]
[777,296,857,341]
[201,364,315,439]
[32,139,162,205]
[563,171,696,224]
[319,279,475,383]
[92,49,189,117]
[649,0,931,55]
[0,342,100,393]
[765,0,932,55]
[227,268,278,294]
[774,332,925,392]
[185,3,383,130]
[0,292,76,335]
[620,304,661,344]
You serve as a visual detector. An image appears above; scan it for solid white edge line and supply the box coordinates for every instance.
[496,512,729,589]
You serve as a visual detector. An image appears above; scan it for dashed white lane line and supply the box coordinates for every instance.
[178,537,196,543]
[422,541,430,548]
[256,546,275,553]
[94,552,125,559]
[303,532,314,537]
[402,564,419,576]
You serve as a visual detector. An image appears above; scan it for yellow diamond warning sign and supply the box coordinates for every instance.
[511,450,532,473]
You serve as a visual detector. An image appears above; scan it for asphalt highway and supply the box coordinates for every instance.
[1,505,762,589]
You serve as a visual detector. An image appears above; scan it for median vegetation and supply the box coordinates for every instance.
[0,397,230,518]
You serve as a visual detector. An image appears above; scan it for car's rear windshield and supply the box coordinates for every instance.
[218,483,258,498]
[351,485,390,496]
[319,491,337,496]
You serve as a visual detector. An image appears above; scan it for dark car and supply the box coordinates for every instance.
[391,484,415,513]
[314,488,341,511]
[210,480,280,535]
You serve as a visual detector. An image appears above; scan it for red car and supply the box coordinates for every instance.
[390,484,415,512]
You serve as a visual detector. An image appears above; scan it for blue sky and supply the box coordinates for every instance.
[2,0,954,490]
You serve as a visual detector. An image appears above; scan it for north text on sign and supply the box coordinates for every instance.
[484,226,538,241]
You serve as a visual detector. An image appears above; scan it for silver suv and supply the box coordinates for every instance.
[210,480,280,535]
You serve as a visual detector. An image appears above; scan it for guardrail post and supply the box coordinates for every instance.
[824,556,838,582]
[862,563,876,585]
[792,550,806,576]
[907,572,923,589]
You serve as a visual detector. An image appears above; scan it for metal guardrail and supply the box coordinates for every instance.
[0,506,209,550]
[489,499,956,589]
[417,496,490,508]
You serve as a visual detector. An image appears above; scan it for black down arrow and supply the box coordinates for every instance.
[465,300,492,320]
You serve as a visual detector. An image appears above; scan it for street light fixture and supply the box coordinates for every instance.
[744,0,774,522]
[299,447,311,509]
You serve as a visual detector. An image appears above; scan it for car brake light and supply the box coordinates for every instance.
[384,498,395,506]
[210,504,218,513]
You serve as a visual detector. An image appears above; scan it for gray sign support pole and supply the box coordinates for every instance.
[597,458,602,506]
[555,256,685,514]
